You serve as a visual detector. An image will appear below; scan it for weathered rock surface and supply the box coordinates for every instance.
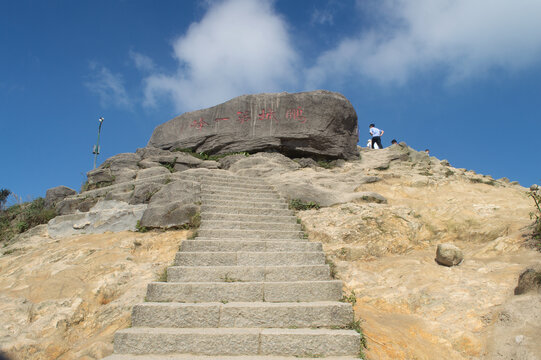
[44,186,76,208]
[47,200,147,239]
[3,139,540,360]
[148,90,359,159]
[0,227,189,359]
[435,243,464,266]
[139,180,201,229]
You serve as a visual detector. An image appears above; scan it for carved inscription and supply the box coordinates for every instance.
[286,106,307,124]
[186,106,308,131]
[190,118,209,130]
[236,111,251,124]
[258,108,277,123]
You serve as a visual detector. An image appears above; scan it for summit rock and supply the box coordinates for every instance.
[148,90,359,159]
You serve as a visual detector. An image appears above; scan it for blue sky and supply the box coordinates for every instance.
[1,0,540,202]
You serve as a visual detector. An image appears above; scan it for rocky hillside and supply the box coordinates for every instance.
[0,143,539,359]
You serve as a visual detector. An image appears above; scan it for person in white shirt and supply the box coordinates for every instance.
[369,124,384,149]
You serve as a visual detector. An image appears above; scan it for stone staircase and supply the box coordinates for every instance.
[104,174,361,359]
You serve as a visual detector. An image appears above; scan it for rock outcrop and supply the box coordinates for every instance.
[148,90,359,159]
[3,138,540,360]
[47,200,147,239]
[44,185,76,208]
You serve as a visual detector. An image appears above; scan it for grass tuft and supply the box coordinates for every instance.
[289,199,320,211]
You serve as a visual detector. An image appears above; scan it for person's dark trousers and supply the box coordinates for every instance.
[371,136,383,149]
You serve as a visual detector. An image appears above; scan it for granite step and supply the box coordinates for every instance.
[202,193,283,202]
[145,280,343,303]
[203,199,287,209]
[113,328,360,357]
[201,213,297,223]
[200,206,293,216]
[167,265,331,282]
[199,220,301,231]
[197,229,303,240]
[105,355,360,359]
[131,301,353,328]
[202,182,275,192]
[174,252,325,266]
[179,240,321,252]
[191,237,307,243]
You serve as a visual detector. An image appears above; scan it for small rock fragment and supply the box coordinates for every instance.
[514,264,541,295]
[435,243,463,266]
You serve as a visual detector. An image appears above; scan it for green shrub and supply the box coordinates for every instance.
[348,319,368,359]
[0,188,11,210]
[161,157,177,173]
[317,159,333,169]
[0,197,57,244]
[341,290,357,305]
[157,267,168,282]
[529,186,541,246]
[289,199,320,211]
[325,257,337,279]
[135,220,149,233]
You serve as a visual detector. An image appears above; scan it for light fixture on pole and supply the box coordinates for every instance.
[93,117,104,169]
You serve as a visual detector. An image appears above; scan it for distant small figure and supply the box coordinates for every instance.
[391,139,398,145]
[366,139,379,149]
[369,124,384,149]
[425,149,430,155]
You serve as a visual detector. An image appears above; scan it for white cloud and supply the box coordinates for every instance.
[143,0,299,112]
[85,64,132,109]
[306,0,541,87]
[129,50,156,72]
[311,9,334,26]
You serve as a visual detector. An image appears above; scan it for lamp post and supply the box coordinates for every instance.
[93,117,104,169]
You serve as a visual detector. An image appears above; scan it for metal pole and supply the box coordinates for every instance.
[93,117,104,169]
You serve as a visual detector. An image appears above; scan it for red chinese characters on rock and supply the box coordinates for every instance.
[190,118,209,130]
[258,108,278,123]
[286,106,307,124]
[214,117,230,122]
[237,111,251,124]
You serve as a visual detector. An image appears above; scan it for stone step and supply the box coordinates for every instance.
[201,206,293,216]
[132,301,353,328]
[113,328,360,357]
[203,178,269,185]
[203,182,274,191]
[174,252,325,266]
[203,199,287,209]
[184,174,269,186]
[192,237,306,243]
[180,240,321,252]
[202,186,275,195]
[197,229,303,240]
[202,193,282,202]
[202,185,276,194]
[104,355,360,360]
[200,221,301,231]
[167,265,331,282]
[146,280,343,303]
[201,213,297,223]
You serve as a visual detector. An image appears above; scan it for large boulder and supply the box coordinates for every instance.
[45,186,77,208]
[139,180,202,229]
[148,90,359,159]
